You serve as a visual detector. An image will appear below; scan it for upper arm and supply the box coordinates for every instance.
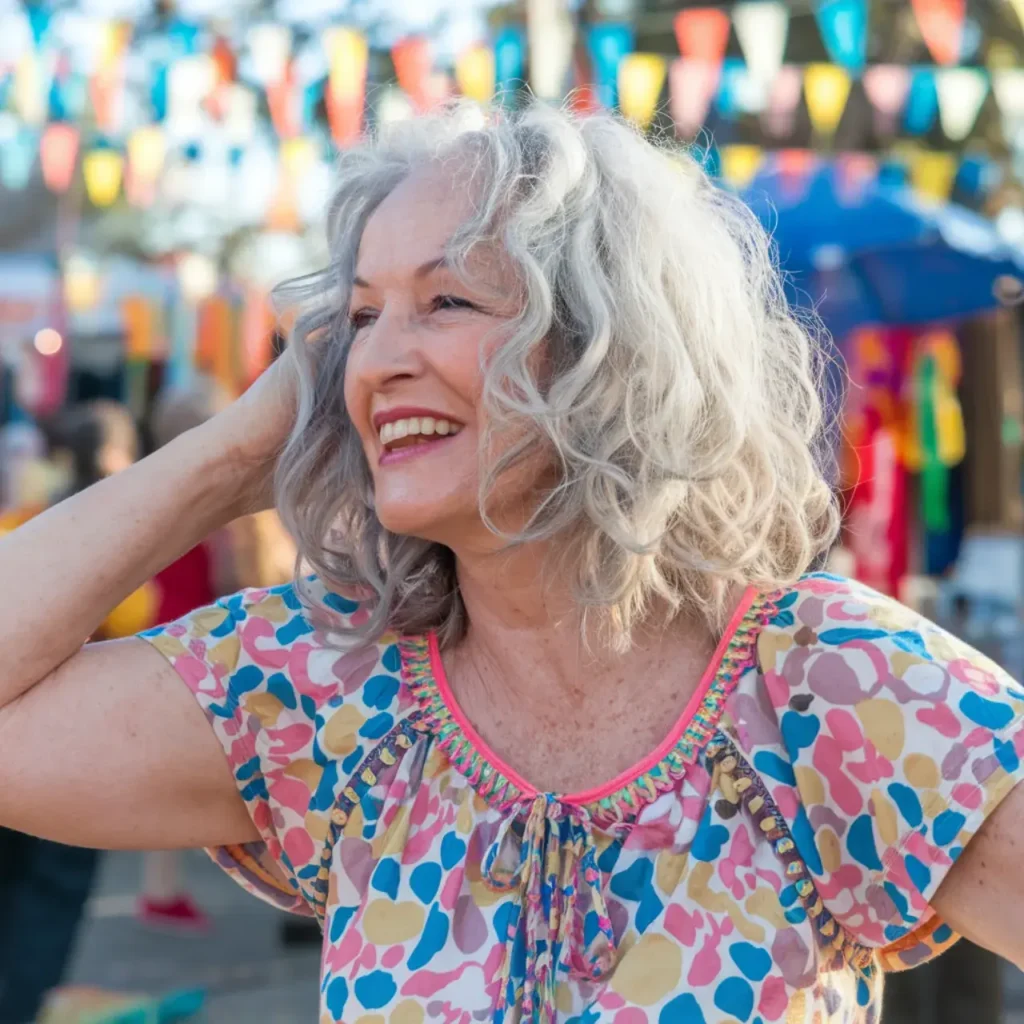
[0,636,257,849]
[932,778,1024,971]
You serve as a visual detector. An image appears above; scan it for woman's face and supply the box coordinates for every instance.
[344,168,529,549]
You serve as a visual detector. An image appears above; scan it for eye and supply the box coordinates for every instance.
[348,308,378,331]
[430,294,478,313]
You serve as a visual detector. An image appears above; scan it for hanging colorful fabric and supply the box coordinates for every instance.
[40,122,78,193]
[89,20,132,135]
[241,287,274,387]
[814,0,868,76]
[804,63,852,137]
[266,60,300,138]
[392,36,432,112]
[761,66,804,137]
[910,0,966,66]
[14,52,46,126]
[915,353,949,532]
[617,53,666,127]
[456,43,496,105]
[587,22,635,109]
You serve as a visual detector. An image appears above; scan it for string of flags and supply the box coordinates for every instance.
[1,0,1022,214]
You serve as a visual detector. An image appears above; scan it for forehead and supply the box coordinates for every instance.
[355,165,476,279]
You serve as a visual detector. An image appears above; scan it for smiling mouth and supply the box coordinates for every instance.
[378,415,463,464]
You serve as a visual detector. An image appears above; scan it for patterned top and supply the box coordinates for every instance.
[142,573,1024,1024]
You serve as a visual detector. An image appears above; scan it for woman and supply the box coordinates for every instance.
[0,105,1021,1023]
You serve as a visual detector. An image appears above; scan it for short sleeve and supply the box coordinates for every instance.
[752,575,1024,969]
[141,579,403,919]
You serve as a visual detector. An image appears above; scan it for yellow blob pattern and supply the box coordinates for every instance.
[609,934,682,1006]
[363,900,426,945]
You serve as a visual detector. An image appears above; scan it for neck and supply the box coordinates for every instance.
[450,543,716,702]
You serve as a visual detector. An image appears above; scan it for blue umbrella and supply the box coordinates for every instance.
[741,162,1024,337]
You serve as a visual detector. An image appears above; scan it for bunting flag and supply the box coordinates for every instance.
[904,67,938,134]
[376,85,414,126]
[125,124,165,206]
[323,27,367,146]
[63,254,102,314]
[266,60,300,138]
[526,0,574,101]
[814,0,868,75]
[247,23,291,86]
[669,58,720,137]
[716,57,768,118]
[719,143,763,187]
[618,53,666,128]
[992,69,1024,138]
[14,52,46,126]
[935,67,988,141]
[392,36,432,112]
[456,43,495,105]
[587,23,634,109]
[862,65,911,137]
[493,26,526,98]
[804,63,852,137]
[835,151,877,201]
[776,148,819,199]
[83,147,123,206]
[89,20,131,135]
[732,2,789,86]
[0,122,36,190]
[761,65,803,137]
[674,8,730,65]
[40,121,78,192]
[167,54,216,136]
[910,0,965,67]
[911,149,957,201]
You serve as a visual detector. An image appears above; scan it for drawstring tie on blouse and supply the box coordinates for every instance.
[484,795,618,1023]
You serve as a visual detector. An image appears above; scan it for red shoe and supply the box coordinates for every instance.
[136,894,210,933]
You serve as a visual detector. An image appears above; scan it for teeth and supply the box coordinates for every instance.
[378,416,461,446]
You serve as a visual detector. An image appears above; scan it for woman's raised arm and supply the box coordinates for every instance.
[0,358,295,850]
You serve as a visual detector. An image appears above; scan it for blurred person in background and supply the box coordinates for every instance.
[3,105,1024,1023]
[0,400,149,1024]
[137,376,296,932]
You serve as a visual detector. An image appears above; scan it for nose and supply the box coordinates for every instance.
[352,305,425,389]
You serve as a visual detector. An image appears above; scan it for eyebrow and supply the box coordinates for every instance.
[352,256,449,289]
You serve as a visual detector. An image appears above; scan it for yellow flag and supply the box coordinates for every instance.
[83,149,124,207]
[911,150,956,202]
[618,53,668,128]
[719,144,764,188]
[456,43,496,105]
[804,64,851,137]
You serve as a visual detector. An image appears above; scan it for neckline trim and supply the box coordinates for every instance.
[400,586,778,826]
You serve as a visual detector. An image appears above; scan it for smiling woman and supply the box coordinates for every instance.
[1,103,1024,1024]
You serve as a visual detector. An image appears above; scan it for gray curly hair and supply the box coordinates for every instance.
[274,102,840,650]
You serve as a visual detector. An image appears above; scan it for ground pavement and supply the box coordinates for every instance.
[66,848,1024,1023]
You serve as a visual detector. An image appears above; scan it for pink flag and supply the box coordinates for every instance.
[669,58,720,138]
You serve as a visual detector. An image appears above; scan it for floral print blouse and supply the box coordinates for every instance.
[142,573,1024,1024]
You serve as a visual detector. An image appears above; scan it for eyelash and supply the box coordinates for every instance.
[348,294,478,330]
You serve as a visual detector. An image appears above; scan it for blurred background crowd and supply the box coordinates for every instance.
[2,0,1024,1020]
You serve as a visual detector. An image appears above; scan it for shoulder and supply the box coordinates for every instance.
[758,572,1021,712]
[143,577,410,739]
